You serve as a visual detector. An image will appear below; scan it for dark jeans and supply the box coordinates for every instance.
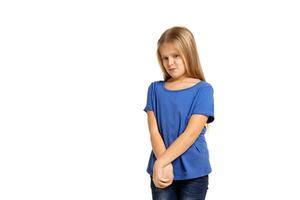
[150,175,209,200]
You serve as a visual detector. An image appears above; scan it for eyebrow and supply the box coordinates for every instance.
[160,52,179,57]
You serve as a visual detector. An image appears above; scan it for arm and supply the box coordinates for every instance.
[146,111,166,158]
[146,111,174,188]
[155,114,208,168]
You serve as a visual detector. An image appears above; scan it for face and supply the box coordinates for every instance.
[159,42,188,81]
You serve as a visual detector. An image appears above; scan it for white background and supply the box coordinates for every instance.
[1,0,300,199]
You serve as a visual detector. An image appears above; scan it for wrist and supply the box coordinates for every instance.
[155,158,167,168]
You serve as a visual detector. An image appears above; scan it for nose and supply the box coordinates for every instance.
[168,57,174,66]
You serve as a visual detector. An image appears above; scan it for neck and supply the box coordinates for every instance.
[168,76,192,83]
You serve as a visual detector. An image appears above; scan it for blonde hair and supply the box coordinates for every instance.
[157,26,206,82]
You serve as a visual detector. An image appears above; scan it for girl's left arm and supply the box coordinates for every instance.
[154,114,208,168]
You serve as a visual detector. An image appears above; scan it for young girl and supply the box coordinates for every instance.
[143,26,215,200]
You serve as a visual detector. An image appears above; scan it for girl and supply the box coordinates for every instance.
[143,26,215,200]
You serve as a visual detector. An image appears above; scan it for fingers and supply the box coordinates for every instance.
[155,179,173,188]
[158,176,170,183]
[153,176,174,189]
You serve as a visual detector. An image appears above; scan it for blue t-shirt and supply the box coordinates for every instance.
[143,80,215,180]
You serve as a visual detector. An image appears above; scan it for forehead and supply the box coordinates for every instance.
[159,42,180,56]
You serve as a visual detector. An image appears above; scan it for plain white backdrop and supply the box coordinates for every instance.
[1,0,300,199]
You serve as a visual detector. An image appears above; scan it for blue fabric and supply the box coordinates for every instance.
[143,80,215,180]
[150,175,209,200]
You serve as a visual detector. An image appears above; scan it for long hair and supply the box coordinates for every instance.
[157,26,206,82]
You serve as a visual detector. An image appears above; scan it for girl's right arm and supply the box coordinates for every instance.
[146,111,173,188]
[146,111,166,158]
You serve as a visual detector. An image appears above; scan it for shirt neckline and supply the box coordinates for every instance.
[161,80,205,92]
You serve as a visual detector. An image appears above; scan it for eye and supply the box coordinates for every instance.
[162,57,168,60]
[174,54,180,58]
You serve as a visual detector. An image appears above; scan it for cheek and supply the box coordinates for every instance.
[162,60,168,67]
[176,59,185,66]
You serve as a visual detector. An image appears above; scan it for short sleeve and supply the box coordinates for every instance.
[143,82,154,113]
[191,85,215,123]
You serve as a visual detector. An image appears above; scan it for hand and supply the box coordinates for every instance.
[153,160,174,188]
[161,163,174,182]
